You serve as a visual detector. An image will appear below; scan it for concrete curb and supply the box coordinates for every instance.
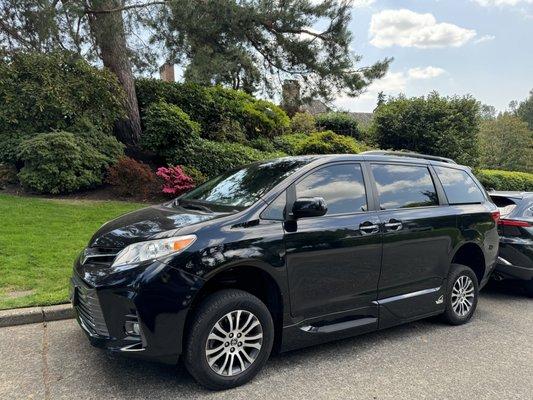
[0,303,74,328]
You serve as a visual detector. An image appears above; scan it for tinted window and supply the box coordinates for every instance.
[434,166,485,205]
[296,164,367,215]
[372,164,438,209]
[181,159,310,208]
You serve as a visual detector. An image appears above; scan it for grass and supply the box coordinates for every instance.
[0,194,145,310]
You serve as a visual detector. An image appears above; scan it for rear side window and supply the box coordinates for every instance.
[434,166,485,205]
[296,163,367,215]
[371,164,438,209]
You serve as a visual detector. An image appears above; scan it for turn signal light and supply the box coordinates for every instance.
[491,210,500,224]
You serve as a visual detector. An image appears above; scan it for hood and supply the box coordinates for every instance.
[89,203,227,249]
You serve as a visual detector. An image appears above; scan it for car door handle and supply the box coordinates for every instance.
[384,219,403,231]
[359,222,379,235]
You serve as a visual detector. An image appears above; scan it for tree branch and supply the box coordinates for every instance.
[86,1,167,14]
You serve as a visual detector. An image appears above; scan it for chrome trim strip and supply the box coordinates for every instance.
[497,256,513,266]
[374,286,442,305]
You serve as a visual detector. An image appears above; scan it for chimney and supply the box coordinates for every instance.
[281,79,301,117]
[159,63,175,82]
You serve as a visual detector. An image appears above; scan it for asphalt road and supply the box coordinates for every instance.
[1,282,532,400]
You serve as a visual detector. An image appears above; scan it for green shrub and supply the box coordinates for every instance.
[135,79,290,141]
[315,112,360,138]
[0,52,124,136]
[0,131,32,164]
[475,169,533,191]
[273,133,309,155]
[372,93,480,166]
[207,118,247,143]
[181,165,208,185]
[249,138,277,152]
[296,131,366,155]
[290,112,316,134]
[0,164,18,187]
[175,139,285,177]
[17,131,123,194]
[142,101,201,161]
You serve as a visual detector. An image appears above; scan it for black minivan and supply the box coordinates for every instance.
[71,151,499,390]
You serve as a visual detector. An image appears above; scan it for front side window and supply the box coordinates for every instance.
[296,163,367,215]
[434,166,485,205]
[371,164,438,209]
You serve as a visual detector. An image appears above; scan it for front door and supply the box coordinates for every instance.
[369,163,454,325]
[284,162,382,324]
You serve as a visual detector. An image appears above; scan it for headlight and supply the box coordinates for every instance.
[112,235,197,268]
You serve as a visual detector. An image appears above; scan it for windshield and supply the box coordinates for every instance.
[179,158,311,208]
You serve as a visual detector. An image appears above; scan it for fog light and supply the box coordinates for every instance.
[125,321,140,336]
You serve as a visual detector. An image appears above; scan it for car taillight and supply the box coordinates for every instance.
[498,219,531,227]
[491,210,500,224]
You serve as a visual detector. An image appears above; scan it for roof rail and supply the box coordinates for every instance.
[360,150,457,164]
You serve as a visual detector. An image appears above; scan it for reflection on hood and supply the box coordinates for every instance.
[89,204,221,249]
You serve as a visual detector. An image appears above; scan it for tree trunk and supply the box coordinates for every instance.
[87,0,142,145]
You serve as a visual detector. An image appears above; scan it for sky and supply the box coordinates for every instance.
[333,0,533,112]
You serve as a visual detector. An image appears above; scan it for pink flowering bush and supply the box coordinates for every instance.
[156,165,195,196]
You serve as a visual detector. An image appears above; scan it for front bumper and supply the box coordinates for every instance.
[71,260,205,364]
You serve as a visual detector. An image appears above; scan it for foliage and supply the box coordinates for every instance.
[181,165,207,185]
[0,131,31,164]
[17,131,123,194]
[273,133,310,155]
[372,93,480,166]
[513,89,533,130]
[478,114,533,173]
[0,52,125,136]
[296,131,366,155]
[0,194,143,310]
[152,1,390,100]
[315,112,360,138]
[0,164,18,187]
[249,138,277,152]
[175,139,285,178]
[476,169,533,192]
[156,165,195,196]
[136,79,289,141]
[106,157,157,199]
[141,101,201,161]
[290,112,316,134]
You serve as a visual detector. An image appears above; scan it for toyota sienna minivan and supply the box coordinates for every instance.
[71,151,499,390]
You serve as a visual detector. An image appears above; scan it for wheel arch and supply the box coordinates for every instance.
[450,241,486,285]
[184,264,285,352]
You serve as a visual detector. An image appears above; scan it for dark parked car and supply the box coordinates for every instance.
[489,191,533,296]
[71,151,499,390]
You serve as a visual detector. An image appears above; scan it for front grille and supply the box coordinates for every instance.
[81,247,119,266]
[74,279,110,337]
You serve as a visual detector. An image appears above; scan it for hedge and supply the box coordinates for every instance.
[315,112,360,139]
[173,139,286,178]
[476,169,533,192]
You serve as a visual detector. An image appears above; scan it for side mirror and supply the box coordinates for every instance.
[292,197,328,219]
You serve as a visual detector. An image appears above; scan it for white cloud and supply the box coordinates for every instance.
[408,66,446,79]
[473,0,533,6]
[369,9,477,48]
[474,34,496,44]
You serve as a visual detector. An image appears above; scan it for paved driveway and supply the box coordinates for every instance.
[1,282,532,400]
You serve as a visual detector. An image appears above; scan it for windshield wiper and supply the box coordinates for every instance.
[176,200,213,213]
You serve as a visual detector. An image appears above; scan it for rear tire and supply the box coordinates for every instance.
[183,289,274,390]
[441,263,479,325]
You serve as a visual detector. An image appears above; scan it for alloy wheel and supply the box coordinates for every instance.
[451,275,475,317]
[205,310,263,377]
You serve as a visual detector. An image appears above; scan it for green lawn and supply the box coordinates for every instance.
[0,194,145,310]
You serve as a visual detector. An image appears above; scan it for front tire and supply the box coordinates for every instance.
[441,263,479,325]
[183,289,274,390]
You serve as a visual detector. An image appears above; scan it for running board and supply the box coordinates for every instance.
[299,317,377,334]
